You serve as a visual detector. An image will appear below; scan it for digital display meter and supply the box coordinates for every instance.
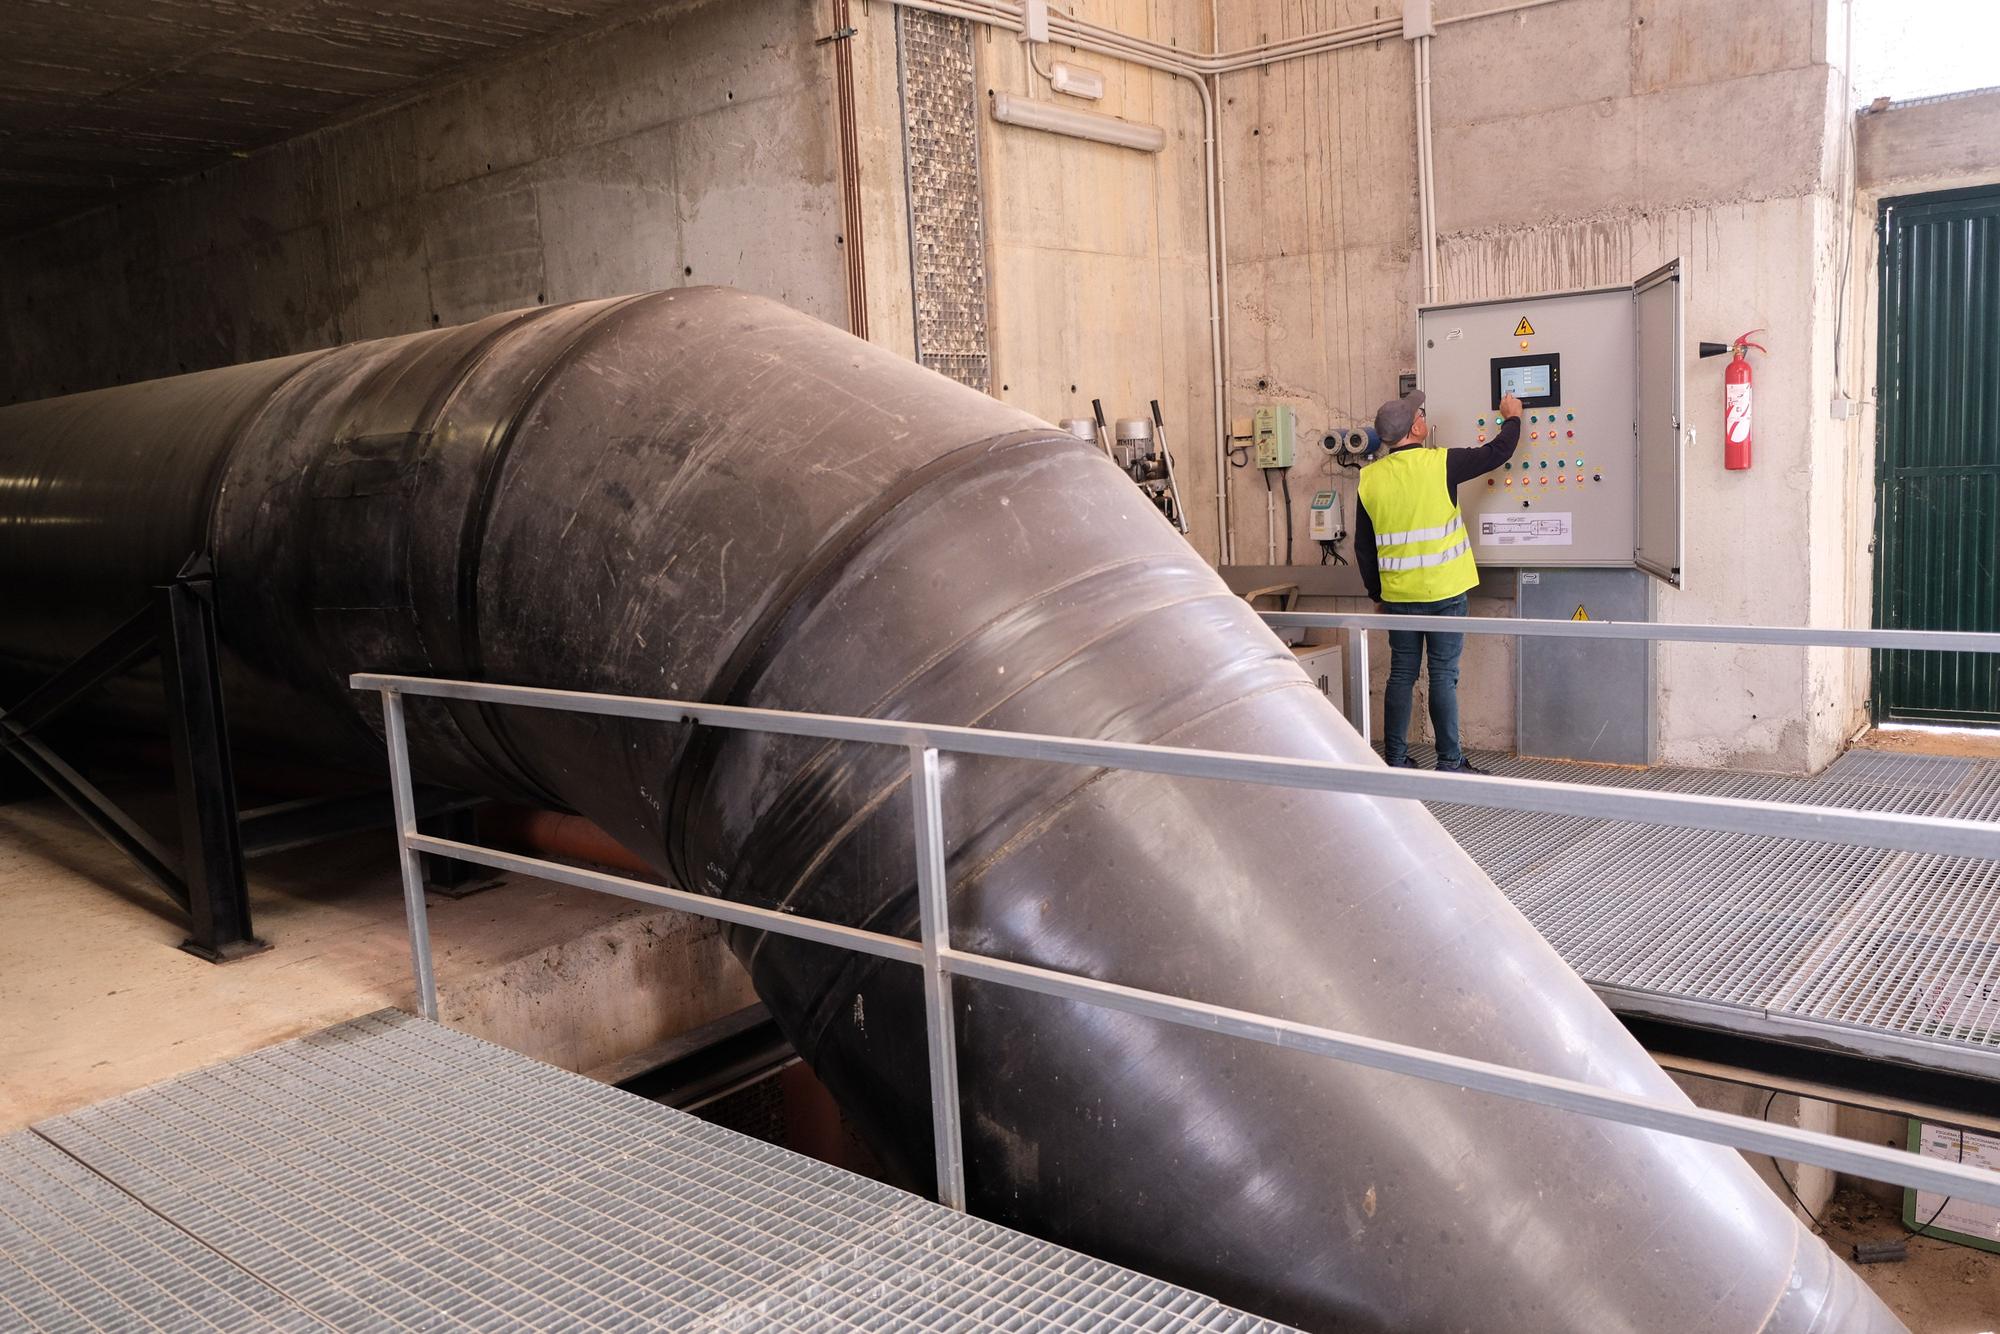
[1489,353,1561,409]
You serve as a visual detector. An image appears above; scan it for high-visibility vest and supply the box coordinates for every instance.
[1357,447,1478,602]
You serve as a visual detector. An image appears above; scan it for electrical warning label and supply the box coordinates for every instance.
[1513,316,1536,337]
[1477,512,1571,547]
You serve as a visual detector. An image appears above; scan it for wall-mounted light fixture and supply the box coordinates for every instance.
[989,91,1166,153]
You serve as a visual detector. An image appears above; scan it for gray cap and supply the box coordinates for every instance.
[1374,389,1426,447]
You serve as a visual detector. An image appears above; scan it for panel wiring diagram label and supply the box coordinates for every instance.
[1909,1122,2000,1245]
[1477,512,1572,547]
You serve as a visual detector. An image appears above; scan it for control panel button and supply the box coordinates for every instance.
[1592,473,1601,482]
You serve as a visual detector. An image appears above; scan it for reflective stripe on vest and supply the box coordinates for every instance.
[1357,447,1480,601]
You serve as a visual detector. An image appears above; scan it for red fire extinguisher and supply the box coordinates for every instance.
[1723,330,1767,471]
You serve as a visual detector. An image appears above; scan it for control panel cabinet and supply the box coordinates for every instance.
[1415,261,1685,584]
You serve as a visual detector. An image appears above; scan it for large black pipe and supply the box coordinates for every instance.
[0,290,1899,1331]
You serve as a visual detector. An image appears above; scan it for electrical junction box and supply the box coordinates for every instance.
[1308,489,1342,541]
[1416,260,1685,586]
[1252,405,1296,468]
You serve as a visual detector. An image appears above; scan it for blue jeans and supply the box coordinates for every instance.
[1383,592,1468,768]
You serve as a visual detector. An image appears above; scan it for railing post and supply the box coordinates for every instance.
[1344,623,1372,743]
[381,689,439,1022]
[909,743,967,1211]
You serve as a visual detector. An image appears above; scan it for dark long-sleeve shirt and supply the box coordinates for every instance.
[1355,416,1520,601]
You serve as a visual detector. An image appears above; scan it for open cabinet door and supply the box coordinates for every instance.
[1633,259,1685,586]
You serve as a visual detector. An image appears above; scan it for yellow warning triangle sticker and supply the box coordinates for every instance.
[1571,605,1589,621]
[1514,317,1536,337]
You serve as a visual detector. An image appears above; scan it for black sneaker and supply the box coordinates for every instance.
[1388,756,1420,769]
[1437,758,1491,776]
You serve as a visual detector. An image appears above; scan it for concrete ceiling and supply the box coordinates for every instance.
[0,0,646,235]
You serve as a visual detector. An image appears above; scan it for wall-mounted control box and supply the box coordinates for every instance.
[1252,404,1296,469]
[1415,261,1685,585]
[1308,489,1341,540]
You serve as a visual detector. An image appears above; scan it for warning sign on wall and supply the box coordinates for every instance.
[1513,316,1536,337]
[1571,605,1589,621]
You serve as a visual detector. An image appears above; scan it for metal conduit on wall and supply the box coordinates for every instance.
[0,289,1900,1332]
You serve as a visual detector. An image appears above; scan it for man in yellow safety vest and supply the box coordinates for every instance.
[1355,388,1522,772]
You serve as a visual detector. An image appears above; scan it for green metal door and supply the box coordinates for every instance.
[1873,185,2000,727]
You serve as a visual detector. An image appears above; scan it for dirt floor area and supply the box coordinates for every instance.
[1853,726,2000,761]
[1821,1188,2000,1331]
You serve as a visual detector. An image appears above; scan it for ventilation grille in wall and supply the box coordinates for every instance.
[897,9,991,394]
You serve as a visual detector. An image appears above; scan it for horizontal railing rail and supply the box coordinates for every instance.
[1261,610,2000,652]
[352,675,2000,861]
[352,670,2000,1215]
[1255,611,2000,741]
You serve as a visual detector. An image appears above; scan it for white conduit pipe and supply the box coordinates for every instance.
[1414,33,1439,303]
[895,0,1239,556]
[892,0,1565,562]
[1047,9,1402,75]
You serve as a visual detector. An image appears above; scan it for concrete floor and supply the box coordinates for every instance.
[0,796,756,1134]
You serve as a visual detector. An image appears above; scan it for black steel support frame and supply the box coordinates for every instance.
[3,569,497,961]
[158,578,261,960]
[0,566,268,961]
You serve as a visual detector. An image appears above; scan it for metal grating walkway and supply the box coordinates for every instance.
[1425,749,2000,1080]
[1,1012,1288,1333]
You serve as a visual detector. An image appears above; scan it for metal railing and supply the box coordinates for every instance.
[350,670,2000,1213]
[1259,610,2000,744]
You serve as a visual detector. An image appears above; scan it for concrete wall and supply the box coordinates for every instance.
[1,0,848,403]
[1217,0,1865,769]
[15,1,1998,771]
[972,1,1222,560]
[1856,87,2000,198]
[0,0,858,1065]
